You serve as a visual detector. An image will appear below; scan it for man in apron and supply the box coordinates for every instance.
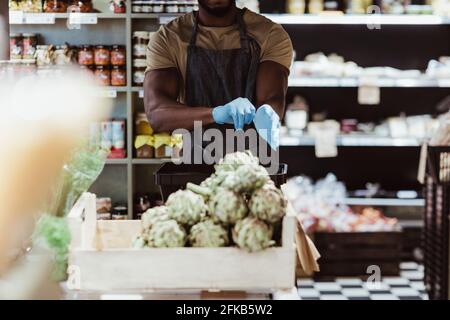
[144,0,293,164]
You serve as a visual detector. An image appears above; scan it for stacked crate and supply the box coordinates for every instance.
[424,147,450,300]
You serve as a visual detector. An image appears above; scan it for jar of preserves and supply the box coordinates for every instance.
[153,0,165,13]
[112,0,127,13]
[78,45,94,65]
[22,33,37,60]
[9,33,23,61]
[94,45,111,66]
[110,45,126,66]
[133,59,147,85]
[44,0,68,13]
[95,66,111,86]
[111,66,126,86]
[69,0,93,12]
[133,31,149,58]
[165,0,179,13]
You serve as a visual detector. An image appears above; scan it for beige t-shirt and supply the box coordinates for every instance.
[145,9,293,102]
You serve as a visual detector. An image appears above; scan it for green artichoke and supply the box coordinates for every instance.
[141,206,170,230]
[189,219,229,247]
[147,220,186,248]
[215,150,259,173]
[221,164,270,193]
[166,189,207,226]
[209,187,248,224]
[232,217,274,252]
[132,235,147,249]
[249,184,287,223]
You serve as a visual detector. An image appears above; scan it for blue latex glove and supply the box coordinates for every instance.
[212,97,256,130]
[253,104,281,150]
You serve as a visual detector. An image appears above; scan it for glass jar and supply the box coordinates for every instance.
[18,0,44,12]
[94,45,110,66]
[153,0,165,13]
[95,66,111,86]
[53,45,72,65]
[22,33,37,60]
[113,0,127,13]
[165,0,179,13]
[133,59,147,85]
[78,45,94,65]
[132,0,143,13]
[69,0,93,12]
[133,31,149,59]
[111,66,126,86]
[44,0,68,13]
[35,45,54,67]
[110,45,126,66]
[9,33,23,61]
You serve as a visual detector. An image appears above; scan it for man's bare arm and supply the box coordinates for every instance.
[255,61,289,119]
[144,68,214,132]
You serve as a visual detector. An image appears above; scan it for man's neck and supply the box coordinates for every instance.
[197,6,238,27]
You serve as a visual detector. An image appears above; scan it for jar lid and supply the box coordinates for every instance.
[9,33,22,37]
[112,45,125,50]
[133,31,150,39]
[80,45,93,49]
[22,33,37,37]
[96,65,108,70]
[95,45,110,49]
[112,65,124,70]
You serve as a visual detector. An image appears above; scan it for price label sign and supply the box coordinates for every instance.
[9,11,24,24]
[139,89,144,98]
[159,16,177,25]
[69,13,98,25]
[24,13,56,24]
[96,89,117,99]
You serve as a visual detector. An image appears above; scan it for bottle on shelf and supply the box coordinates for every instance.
[287,0,306,14]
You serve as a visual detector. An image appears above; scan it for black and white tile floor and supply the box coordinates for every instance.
[297,262,428,300]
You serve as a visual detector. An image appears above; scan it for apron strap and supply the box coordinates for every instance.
[189,8,249,51]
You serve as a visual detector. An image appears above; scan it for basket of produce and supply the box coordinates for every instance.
[155,153,287,201]
[68,152,297,291]
[285,174,401,278]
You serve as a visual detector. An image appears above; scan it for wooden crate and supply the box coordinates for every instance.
[67,193,297,292]
[312,231,402,278]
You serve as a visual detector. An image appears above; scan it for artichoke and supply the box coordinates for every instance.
[189,219,229,247]
[147,219,186,248]
[141,206,170,230]
[209,187,248,224]
[215,150,259,173]
[221,164,270,193]
[132,235,147,249]
[249,184,287,223]
[232,217,274,252]
[166,189,207,226]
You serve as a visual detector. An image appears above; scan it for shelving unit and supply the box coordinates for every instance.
[10,0,449,218]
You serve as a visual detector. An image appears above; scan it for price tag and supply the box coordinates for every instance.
[9,11,24,24]
[417,142,428,184]
[314,127,338,158]
[24,13,56,24]
[97,89,117,98]
[69,13,98,25]
[139,89,144,98]
[358,79,380,105]
[159,16,177,25]
[438,79,450,88]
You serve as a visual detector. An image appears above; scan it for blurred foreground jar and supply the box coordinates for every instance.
[44,0,68,13]
[94,66,111,86]
[111,45,126,66]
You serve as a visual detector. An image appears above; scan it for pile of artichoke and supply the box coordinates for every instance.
[133,151,287,252]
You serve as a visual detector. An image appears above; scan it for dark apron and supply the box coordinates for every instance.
[184,8,261,162]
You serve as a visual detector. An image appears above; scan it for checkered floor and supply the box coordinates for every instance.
[297,262,428,300]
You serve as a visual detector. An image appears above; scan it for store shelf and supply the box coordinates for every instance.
[9,12,126,24]
[264,14,450,25]
[280,135,420,147]
[343,197,425,207]
[289,77,450,88]
[132,158,178,165]
[106,158,128,165]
